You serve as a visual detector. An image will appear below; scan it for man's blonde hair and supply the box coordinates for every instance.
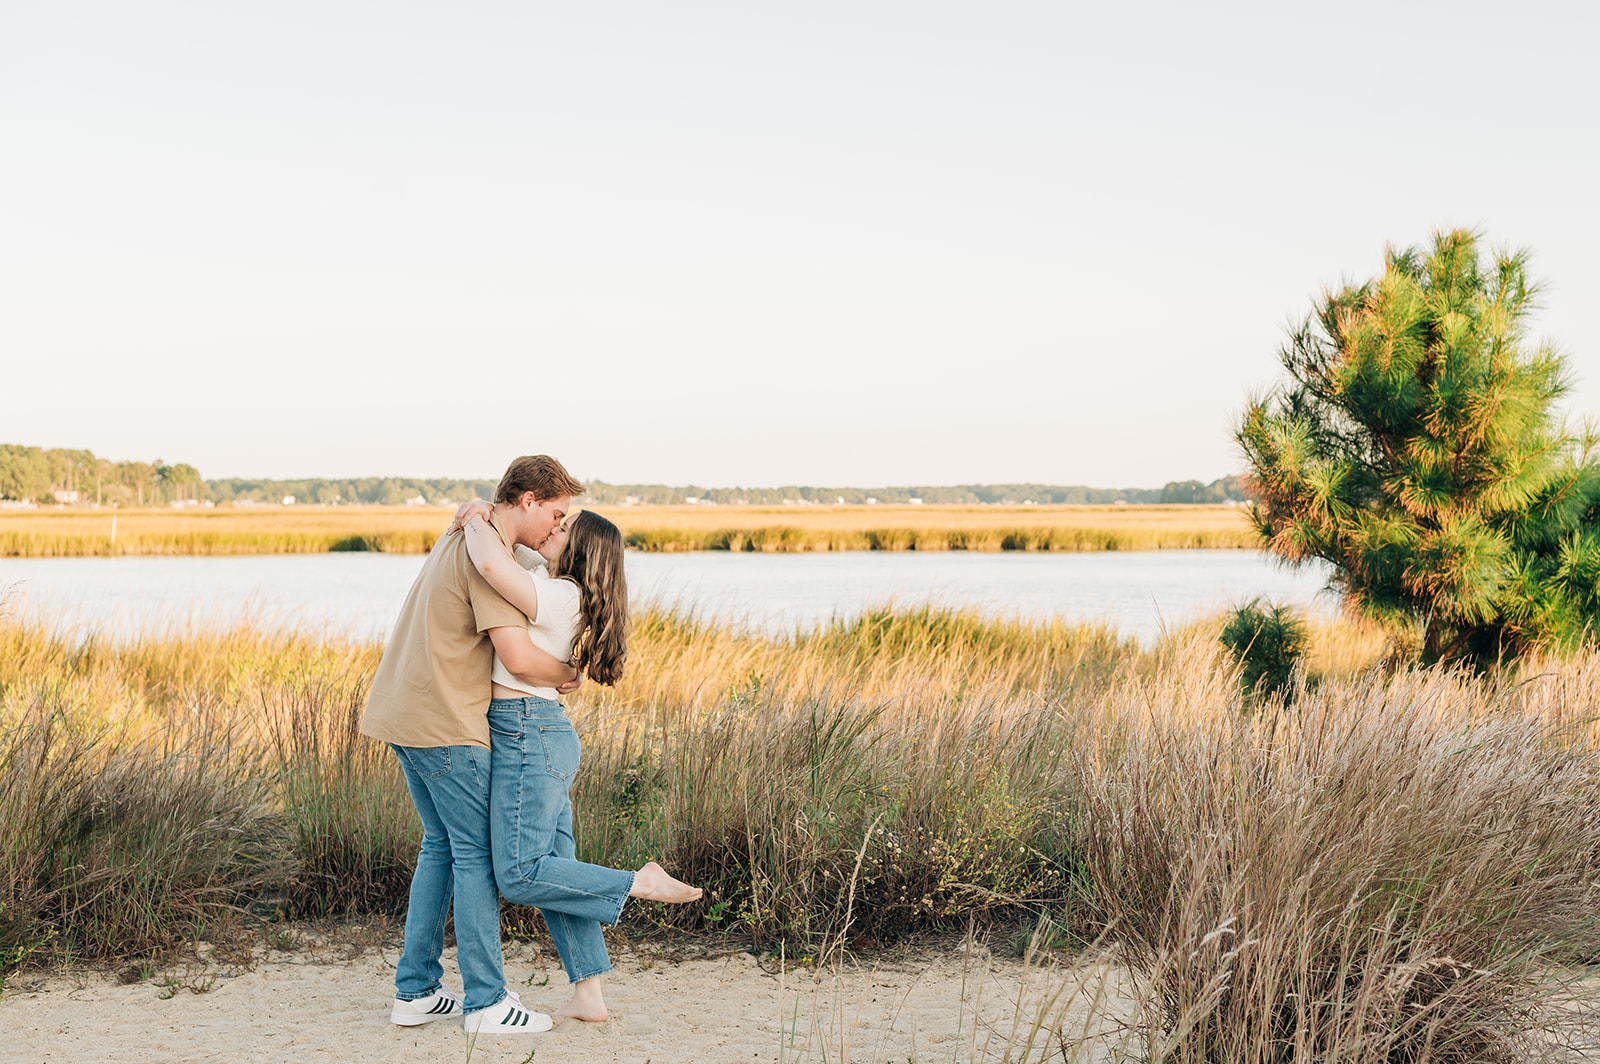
[494,455,585,504]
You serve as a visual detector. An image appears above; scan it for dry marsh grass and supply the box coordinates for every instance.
[1073,662,1600,1062]
[599,503,1256,553]
[2,602,1596,1060]
[0,506,451,557]
[0,503,1255,556]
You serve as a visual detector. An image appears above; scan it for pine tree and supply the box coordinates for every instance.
[1237,229,1600,664]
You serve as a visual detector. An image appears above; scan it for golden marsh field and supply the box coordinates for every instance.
[3,599,1597,1059]
[0,503,1256,557]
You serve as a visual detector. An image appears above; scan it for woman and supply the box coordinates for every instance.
[457,505,701,1027]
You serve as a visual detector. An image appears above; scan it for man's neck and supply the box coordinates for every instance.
[490,501,526,547]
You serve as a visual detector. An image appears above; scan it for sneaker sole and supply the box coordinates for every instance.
[391,1011,459,1026]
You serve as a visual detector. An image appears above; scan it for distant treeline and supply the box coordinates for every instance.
[1157,475,1251,505]
[2,444,1250,507]
[585,478,1250,505]
[212,475,1251,506]
[206,477,499,506]
[0,444,201,506]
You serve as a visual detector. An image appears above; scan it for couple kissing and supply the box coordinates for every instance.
[359,454,701,1035]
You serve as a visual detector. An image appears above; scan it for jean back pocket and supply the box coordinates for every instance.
[537,723,581,782]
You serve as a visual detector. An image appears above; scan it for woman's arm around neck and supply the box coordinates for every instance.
[463,516,540,621]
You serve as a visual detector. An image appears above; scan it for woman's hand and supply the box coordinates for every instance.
[447,499,493,534]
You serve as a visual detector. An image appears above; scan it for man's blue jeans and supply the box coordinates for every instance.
[389,743,507,1014]
[488,698,636,984]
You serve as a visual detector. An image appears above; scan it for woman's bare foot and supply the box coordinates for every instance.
[553,977,608,1023]
[629,861,703,904]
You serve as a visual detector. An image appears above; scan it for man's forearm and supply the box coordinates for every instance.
[509,653,577,688]
[489,626,577,687]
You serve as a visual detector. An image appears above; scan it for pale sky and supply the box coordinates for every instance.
[3,1,1596,487]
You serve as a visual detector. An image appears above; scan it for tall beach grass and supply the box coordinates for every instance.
[1,601,1596,1059]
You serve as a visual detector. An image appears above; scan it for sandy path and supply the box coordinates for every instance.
[1,939,1130,1064]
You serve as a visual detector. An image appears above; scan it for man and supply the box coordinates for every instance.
[360,455,586,1035]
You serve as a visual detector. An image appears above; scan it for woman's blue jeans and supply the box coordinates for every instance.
[388,743,507,1014]
[487,698,635,984]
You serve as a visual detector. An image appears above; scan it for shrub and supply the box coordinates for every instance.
[1218,600,1308,701]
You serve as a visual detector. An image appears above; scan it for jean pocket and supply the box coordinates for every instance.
[538,724,581,782]
[402,746,452,780]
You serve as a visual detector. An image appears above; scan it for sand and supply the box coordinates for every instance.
[0,937,1132,1064]
[13,937,1591,1063]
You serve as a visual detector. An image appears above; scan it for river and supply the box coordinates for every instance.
[0,549,1333,644]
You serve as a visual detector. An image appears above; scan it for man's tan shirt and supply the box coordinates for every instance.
[359,512,526,749]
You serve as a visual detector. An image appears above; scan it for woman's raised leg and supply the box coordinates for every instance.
[540,798,614,1021]
[488,699,701,1022]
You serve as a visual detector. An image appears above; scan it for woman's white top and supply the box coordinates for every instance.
[490,548,582,700]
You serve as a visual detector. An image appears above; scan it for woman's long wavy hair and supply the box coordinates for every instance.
[551,510,629,685]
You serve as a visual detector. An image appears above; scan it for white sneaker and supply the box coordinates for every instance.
[390,987,463,1026]
[463,990,552,1034]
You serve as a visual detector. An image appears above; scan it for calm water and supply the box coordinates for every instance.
[0,549,1333,644]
